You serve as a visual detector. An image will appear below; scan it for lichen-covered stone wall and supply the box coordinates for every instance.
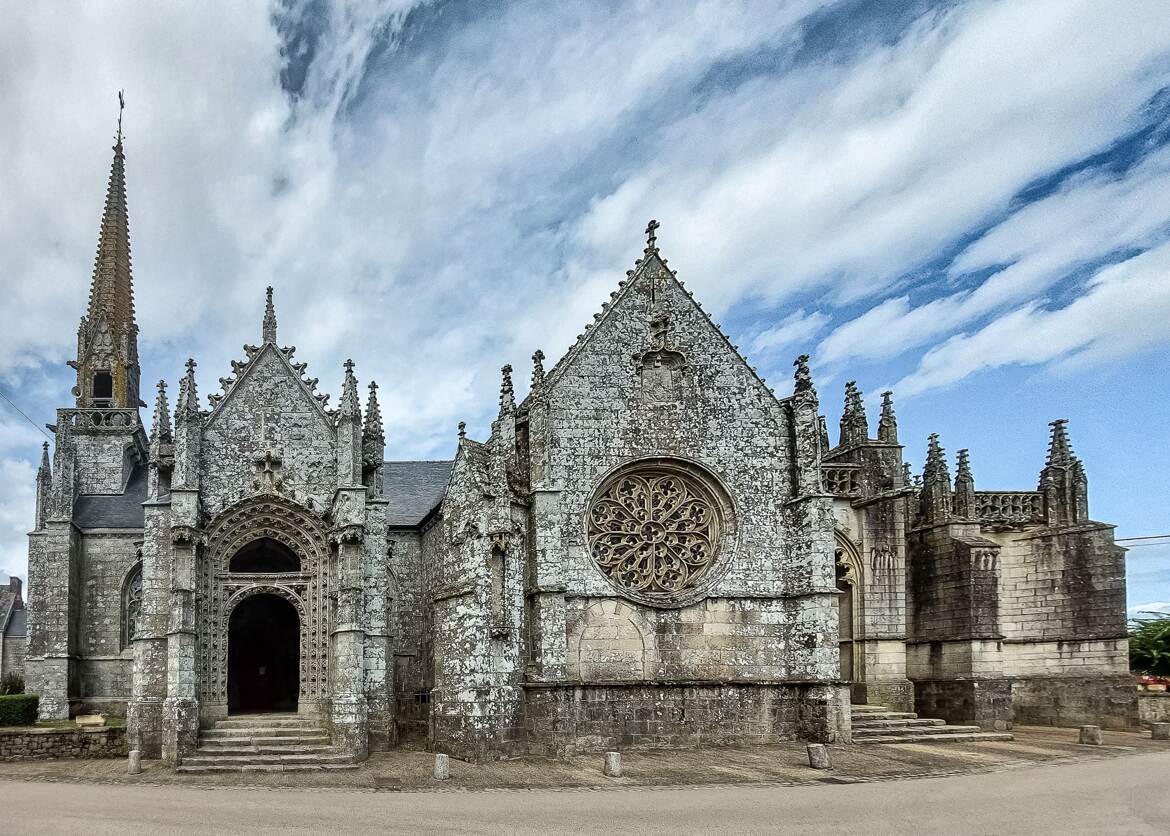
[0,726,127,761]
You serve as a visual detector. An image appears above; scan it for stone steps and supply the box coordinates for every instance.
[850,704,1013,745]
[177,713,354,774]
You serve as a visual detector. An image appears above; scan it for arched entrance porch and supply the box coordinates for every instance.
[227,593,300,714]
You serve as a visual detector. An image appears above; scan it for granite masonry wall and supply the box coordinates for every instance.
[0,726,127,761]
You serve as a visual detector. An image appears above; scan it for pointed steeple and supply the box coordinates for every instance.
[338,359,362,421]
[34,442,52,529]
[176,359,200,418]
[262,286,278,344]
[361,380,385,495]
[953,448,976,519]
[72,91,141,410]
[878,391,898,444]
[839,382,869,447]
[151,380,173,443]
[499,364,515,416]
[919,433,953,525]
[1039,419,1089,526]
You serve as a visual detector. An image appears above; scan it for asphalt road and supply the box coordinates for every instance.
[2,752,1167,835]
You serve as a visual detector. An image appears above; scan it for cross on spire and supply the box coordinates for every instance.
[645,219,660,250]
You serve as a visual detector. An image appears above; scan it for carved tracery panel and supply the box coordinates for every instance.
[587,458,733,605]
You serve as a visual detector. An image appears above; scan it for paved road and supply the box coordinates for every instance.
[3,752,1167,835]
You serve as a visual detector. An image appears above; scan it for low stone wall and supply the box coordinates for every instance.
[913,678,1012,730]
[0,726,127,761]
[1009,674,1138,729]
[523,681,850,758]
[1138,692,1170,728]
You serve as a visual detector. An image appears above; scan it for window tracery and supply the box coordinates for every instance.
[122,561,142,650]
[587,460,729,602]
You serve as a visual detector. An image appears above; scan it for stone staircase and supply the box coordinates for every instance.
[850,704,1014,744]
[176,713,357,774]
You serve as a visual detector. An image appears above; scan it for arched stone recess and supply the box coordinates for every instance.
[198,494,332,710]
[834,529,864,684]
[569,600,660,681]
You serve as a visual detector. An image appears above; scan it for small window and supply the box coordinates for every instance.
[93,371,113,406]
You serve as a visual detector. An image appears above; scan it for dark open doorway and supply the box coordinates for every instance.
[228,593,300,714]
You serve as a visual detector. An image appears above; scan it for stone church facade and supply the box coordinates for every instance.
[21,130,1135,766]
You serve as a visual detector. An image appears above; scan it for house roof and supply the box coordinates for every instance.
[385,460,453,526]
[70,459,453,530]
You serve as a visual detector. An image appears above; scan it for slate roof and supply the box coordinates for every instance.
[5,608,26,638]
[72,465,148,529]
[69,460,453,530]
[385,460,453,526]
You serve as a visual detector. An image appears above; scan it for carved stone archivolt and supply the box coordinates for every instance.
[198,494,331,706]
[586,458,734,605]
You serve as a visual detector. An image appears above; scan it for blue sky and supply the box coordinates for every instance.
[0,0,1167,611]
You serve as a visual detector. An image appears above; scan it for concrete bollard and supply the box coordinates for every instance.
[806,743,832,770]
[433,753,450,780]
[1152,723,1170,741]
[603,751,622,778]
[127,749,142,775]
[1079,725,1102,745]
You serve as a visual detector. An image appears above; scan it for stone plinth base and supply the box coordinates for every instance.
[430,685,525,763]
[913,678,1012,730]
[852,679,914,713]
[523,680,850,758]
[1010,674,1138,730]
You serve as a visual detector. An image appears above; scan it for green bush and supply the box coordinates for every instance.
[0,693,38,726]
[0,671,23,695]
[1131,614,1170,676]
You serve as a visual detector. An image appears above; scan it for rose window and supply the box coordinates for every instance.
[587,462,727,598]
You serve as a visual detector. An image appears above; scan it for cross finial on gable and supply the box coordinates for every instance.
[185,358,196,374]
[344,358,355,375]
[645,219,660,250]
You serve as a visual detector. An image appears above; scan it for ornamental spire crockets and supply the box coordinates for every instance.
[954,448,975,519]
[793,354,816,402]
[499,364,515,415]
[176,359,200,418]
[919,433,953,525]
[262,286,278,344]
[878,391,898,444]
[338,359,362,421]
[363,381,384,442]
[151,379,173,443]
[72,90,141,410]
[35,442,52,530]
[1039,419,1089,526]
[839,381,869,447]
[531,350,546,391]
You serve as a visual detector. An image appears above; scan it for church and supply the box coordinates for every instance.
[21,125,1136,770]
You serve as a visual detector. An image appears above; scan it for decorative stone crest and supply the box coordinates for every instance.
[634,309,687,404]
[586,459,732,605]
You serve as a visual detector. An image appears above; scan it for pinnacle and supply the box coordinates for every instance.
[339,359,361,420]
[363,380,384,440]
[499,364,515,415]
[531,350,546,390]
[1046,418,1075,468]
[152,379,173,441]
[263,286,278,343]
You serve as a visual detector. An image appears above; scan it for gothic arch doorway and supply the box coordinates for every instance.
[834,531,865,698]
[227,593,300,714]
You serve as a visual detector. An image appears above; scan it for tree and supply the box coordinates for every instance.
[1129,614,1170,676]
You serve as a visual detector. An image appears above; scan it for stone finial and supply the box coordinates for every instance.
[151,379,173,442]
[793,354,815,398]
[954,448,975,519]
[878,390,898,444]
[35,441,52,529]
[262,286,278,344]
[919,433,953,525]
[338,359,361,420]
[818,415,830,454]
[499,364,515,415]
[176,359,199,418]
[363,381,384,441]
[458,421,466,440]
[645,218,660,251]
[531,349,546,390]
[839,381,869,447]
[1040,418,1089,525]
[902,461,913,486]
[38,441,51,475]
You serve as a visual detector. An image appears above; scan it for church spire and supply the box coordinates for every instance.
[1039,419,1089,526]
[72,91,140,410]
[262,286,278,344]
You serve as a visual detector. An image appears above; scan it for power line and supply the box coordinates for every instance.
[1117,535,1170,542]
[0,385,53,441]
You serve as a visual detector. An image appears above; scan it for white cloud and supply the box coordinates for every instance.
[889,240,1170,396]
[749,309,830,355]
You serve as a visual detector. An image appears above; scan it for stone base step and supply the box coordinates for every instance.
[851,718,947,730]
[199,735,332,747]
[854,732,1015,744]
[183,752,354,767]
[853,725,985,739]
[176,762,359,774]
[193,744,334,756]
[202,727,324,739]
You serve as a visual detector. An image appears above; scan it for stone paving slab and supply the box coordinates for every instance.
[0,727,1165,793]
